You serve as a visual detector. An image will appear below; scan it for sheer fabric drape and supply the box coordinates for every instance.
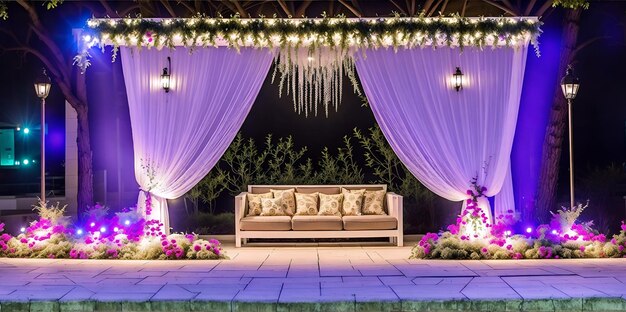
[121,47,273,232]
[355,46,528,219]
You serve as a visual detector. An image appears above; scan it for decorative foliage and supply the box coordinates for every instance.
[411,198,626,260]
[553,0,590,10]
[0,202,226,260]
[84,15,541,53]
[550,201,588,233]
[80,15,541,116]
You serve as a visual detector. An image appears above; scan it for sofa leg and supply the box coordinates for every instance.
[397,235,403,247]
[389,237,395,244]
[236,236,241,248]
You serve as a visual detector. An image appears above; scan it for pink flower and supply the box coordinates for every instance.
[512,252,522,259]
[194,245,201,252]
[506,245,512,250]
[619,245,624,252]
[161,241,168,246]
[20,238,27,244]
[579,245,585,252]
[447,224,459,235]
[481,247,488,253]
[165,250,173,257]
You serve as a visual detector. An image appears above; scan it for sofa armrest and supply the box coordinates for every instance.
[235,192,248,223]
[386,192,403,223]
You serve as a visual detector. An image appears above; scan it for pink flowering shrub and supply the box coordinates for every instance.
[410,185,626,260]
[0,201,227,260]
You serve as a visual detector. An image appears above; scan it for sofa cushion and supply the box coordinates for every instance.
[318,193,344,216]
[295,192,319,215]
[240,216,292,231]
[362,190,386,215]
[271,188,296,216]
[341,188,365,216]
[260,197,286,216]
[292,215,343,231]
[296,186,341,195]
[246,192,273,216]
[342,215,397,231]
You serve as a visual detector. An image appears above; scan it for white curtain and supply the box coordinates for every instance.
[355,46,528,220]
[121,47,273,232]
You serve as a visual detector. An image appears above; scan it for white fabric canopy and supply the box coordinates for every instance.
[121,47,273,232]
[355,46,528,220]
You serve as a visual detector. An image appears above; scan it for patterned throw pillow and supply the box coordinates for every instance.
[341,188,365,216]
[362,190,386,215]
[271,189,296,216]
[295,192,319,215]
[246,192,273,216]
[260,197,286,216]
[318,193,344,216]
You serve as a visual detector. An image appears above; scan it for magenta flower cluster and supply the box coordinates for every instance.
[417,232,439,255]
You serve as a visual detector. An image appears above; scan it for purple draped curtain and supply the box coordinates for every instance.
[121,47,273,232]
[355,46,528,220]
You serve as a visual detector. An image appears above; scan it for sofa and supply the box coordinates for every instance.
[234,185,403,247]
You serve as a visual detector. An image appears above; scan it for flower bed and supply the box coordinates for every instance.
[0,202,226,260]
[411,197,626,260]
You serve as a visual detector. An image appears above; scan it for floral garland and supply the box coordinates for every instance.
[77,15,541,117]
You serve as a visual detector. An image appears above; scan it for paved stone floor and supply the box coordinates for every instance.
[2,244,626,311]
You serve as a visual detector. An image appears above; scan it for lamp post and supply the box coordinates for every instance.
[34,69,51,203]
[560,64,580,209]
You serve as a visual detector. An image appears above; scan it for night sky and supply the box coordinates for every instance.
[0,2,624,214]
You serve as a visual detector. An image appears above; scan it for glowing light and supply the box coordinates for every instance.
[124,220,130,226]
[76,229,83,235]
[23,128,30,134]
[504,230,512,236]
[551,229,558,235]
[90,222,95,227]
[22,159,29,165]
[83,35,92,42]
[100,227,107,233]
[114,227,119,232]
[15,161,20,165]
[16,127,20,131]
[526,227,533,234]
[93,231,101,238]
[20,227,26,233]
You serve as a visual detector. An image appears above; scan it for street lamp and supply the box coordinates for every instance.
[34,68,51,203]
[560,64,580,209]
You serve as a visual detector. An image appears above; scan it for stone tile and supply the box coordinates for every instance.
[151,285,198,301]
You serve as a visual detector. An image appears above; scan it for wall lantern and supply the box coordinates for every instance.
[161,56,171,93]
[452,67,463,92]
[34,69,52,99]
[560,64,579,100]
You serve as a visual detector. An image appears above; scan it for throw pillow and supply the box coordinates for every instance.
[271,189,296,216]
[318,193,344,216]
[295,192,319,215]
[362,190,386,215]
[246,192,273,216]
[260,197,286,216]
[341,188,365,216]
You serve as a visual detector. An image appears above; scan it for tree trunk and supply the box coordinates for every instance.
[75,104,93,214]
[534,9,582,223]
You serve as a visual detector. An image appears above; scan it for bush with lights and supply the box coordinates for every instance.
[411,185,626,260]
[0,201,226,260]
